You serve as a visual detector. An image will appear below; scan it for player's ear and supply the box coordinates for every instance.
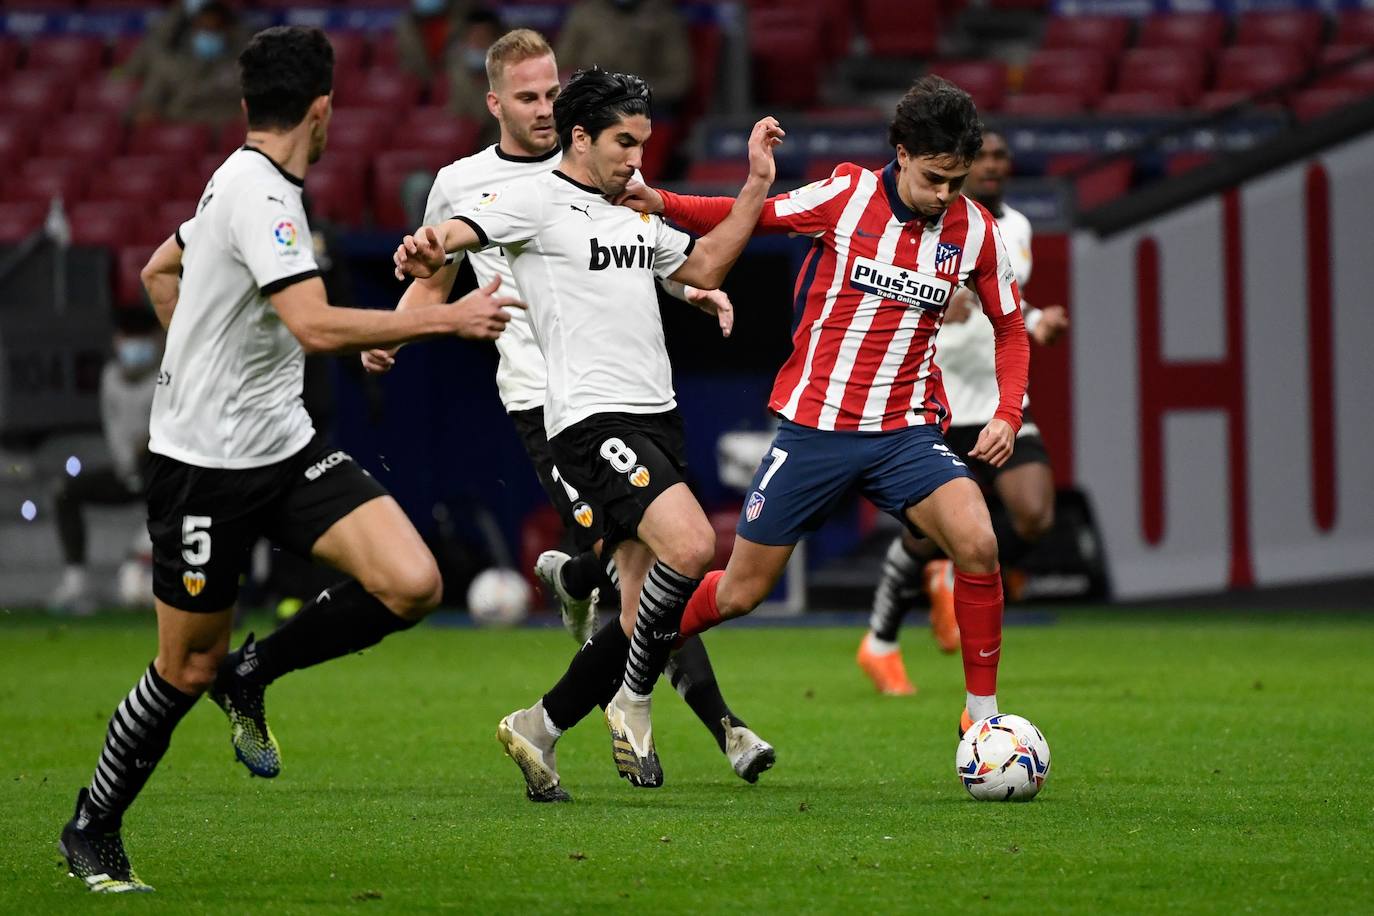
[572,125,589,153]
[486,90,500,120]
[895,144,910,169]
[308,94,330,125]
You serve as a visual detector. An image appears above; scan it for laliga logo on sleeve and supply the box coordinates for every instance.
[272,218,301,258]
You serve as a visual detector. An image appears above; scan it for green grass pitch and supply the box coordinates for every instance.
[2,609,1371,913]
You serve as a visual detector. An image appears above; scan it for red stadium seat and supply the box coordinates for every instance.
[0,200,45,242]
[69,200,142,248]
[930,60,1007,112]
[23,36,106,75]
[1001,93,1087,116]
[215,118,249,154]
[110,34,142,68]
[1166,152,1214,176]
[1335,10,1374,47]
[89,167,168,205]
[0,116,36,169]
[0,38,19,77]
[327,107,391,156]
[115,245,156,308]
[1138,13,1226,54]
[1047,154,1132,210]
[334,69,421,111]
[1022,50,1110,106]
[1292,88,1366,122]
[861,0,940,56]
[1234,11,1324,60]
[749,6,824,108]
[685,159,744,184]
[73,75,141,114]
[371,150,450,229]
[325,32,370,73]
[305,158,368,227]
[38,114,126,162]
[0,71,75,115]
[4,158,88,204]
[370,33,400,71]
[1314,47,1374,92]
[803,155,889,181]
[1212,47,1306,95]
[1116,48,1208,105]
[1196,90,1252,112]
[391,110,480,157]
[127,121,213,159]
[154,200,200,240]
[1041,16,1131,57]
[683,22,725,123]
[1095,91,1185,115]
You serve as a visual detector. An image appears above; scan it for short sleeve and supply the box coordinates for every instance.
[456,178,544,250]
[651,216,694,279]
[175,217,195,249]
[423,175,469,269]
[229,187,320,296]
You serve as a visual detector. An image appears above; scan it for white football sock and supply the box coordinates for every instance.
[967,692,998,722]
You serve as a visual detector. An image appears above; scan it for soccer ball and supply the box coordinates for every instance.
[956,713,1050,801]
[466,568,531,627]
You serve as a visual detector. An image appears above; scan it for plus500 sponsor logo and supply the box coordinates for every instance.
[849,257,952,310]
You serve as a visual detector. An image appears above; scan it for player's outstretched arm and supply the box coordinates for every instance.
[658,280,734,338]
[272,275,524,353]
[141,234,183,330]
[669,116,783,290]
[361,261,462,374]
[393,220,483,280]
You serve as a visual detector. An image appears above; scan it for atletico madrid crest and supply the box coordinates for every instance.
[745,490,765,522]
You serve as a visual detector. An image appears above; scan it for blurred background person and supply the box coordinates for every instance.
[48,312,162,615]
[118,0,250,84]
[129,1,244,125]
[554,0,692,113]
[395,0,478,83]
[444,9,507,149]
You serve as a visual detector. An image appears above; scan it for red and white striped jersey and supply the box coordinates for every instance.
[659,161,1029,433]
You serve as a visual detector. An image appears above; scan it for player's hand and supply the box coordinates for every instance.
[945,288,976,324]
[361,347,398,374]
[968,418,1015,468]
[686,286,734,338]
[1031,305,1069,346]
[614,178,665,215]
[746,116,785,186]
[393,226,447,280]
[450,275,527,340]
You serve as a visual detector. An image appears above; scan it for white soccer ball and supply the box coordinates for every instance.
[956,713,1050,801]
[466,568,531,627]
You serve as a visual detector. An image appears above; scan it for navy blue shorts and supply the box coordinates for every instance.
[736,420,974,546]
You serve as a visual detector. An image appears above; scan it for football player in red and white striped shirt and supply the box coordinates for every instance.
[619,77,1029,732]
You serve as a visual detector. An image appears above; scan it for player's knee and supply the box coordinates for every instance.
[660,525,715,579]
[158,645,225,695]
[372,560,443,621]
[1014,503,1055,544]
[951,527,1000,574]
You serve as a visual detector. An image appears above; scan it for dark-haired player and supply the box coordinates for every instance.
[395,69,782,794]
[363,30,774,787]
[620,76,1030,735]
[857,128,1069,695]
[57,26,524,893]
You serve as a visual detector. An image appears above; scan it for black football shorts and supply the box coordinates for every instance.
[508,406,605,552]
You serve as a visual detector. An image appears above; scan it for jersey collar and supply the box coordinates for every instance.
[882,160,919,224]
[494,143,561,163]
[240,145,304,188]
[552,169,603,196]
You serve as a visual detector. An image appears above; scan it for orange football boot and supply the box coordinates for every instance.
[925,559,960,654]
[959,707,975,738]
[856,634,916,696]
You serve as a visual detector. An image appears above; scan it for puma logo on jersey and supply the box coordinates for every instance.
[304,450,352,481]
[570,204,592,219]
[266,194,285,205]
[589,236,654,270]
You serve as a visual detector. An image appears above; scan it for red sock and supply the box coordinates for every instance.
[954,568,1003,696]
[677,570,724,643]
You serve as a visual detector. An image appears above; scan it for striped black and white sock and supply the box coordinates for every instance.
[868,536,924,643]
[85,662,198,828]
[624,562,700,698]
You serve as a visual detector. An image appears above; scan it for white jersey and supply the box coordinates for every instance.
[459,168,693,438]
[149,147,320,468]
[423,144,561,412]
[937,202,1036,429]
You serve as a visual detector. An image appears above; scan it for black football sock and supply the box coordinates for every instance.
[624,561,700,697]
[558,549,602,602]
[868,536,924,643]
[600,555,622,609]
[542,616,630,731]
[83,662,199,830]
[664,635,742,753]
[238,580,416,686]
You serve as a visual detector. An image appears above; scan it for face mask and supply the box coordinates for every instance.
[413,0,447,16]
[190,29,226,60]
[461,46,486,73]
[115,339,158,373]
[183,0,208,14]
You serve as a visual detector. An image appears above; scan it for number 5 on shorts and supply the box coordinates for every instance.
[182,515,212,565]
[759,447,788,490]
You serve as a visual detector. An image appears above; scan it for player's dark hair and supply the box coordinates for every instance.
[553,67,652,150]
[888,75,983,165]
[239,26,334,132]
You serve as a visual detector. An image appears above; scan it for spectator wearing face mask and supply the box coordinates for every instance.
[48,315,163,615]
[444,9,506,148]
[554,0,692,110]
[129,1,245,126]
[395,0,478,82]
[119,0,251,85]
